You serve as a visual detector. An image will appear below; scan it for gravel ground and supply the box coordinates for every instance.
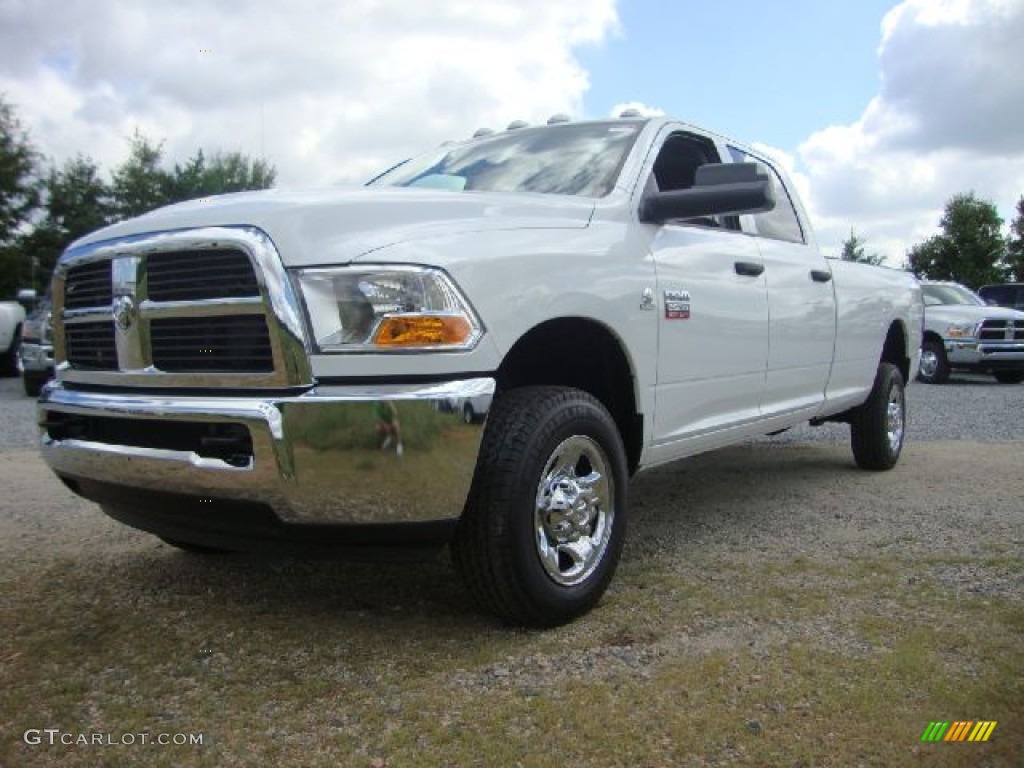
[1,371,1021,766]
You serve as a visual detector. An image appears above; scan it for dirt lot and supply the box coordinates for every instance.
[1,376,1021,766]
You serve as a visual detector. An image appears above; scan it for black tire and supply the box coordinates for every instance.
[850,362,905,471]
[462,403,475,424]
[452,386,628,627]
[993,371,1024,384]
[23,371,46,397]
[159,536,232,555]
[916,339,949,384]
[0,326,20,377]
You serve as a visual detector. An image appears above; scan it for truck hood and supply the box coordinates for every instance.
[71,186,596,266]
[925,303,1024,327]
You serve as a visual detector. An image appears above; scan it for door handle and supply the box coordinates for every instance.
[734,261,765,277]
[810,269,832,283]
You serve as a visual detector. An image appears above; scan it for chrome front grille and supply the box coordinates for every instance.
[53,227,311,388]
[978,319,1024,342]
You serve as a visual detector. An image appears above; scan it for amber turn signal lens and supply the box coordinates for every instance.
[371,315,473,347]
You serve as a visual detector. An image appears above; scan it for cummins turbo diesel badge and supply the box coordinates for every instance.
[664,290,691,319]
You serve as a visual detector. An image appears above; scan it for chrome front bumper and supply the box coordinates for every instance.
[946,339,1024,367]
[39,377,494,526]
[19,341,54,374]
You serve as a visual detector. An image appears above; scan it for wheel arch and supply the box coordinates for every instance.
[495,316,643,474]
[880,319,912,384]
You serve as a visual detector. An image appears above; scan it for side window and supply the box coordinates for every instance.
[649,132,737,230]
[982,286,1008,305]
[728,146,805,244]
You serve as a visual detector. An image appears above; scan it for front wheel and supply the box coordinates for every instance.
[850,362,905,471]
[917,339,949,384]
[993,371,1024,384]
[23,371,47,397]
[452,386,628,627]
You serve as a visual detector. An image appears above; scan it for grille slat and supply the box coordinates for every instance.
[65,321,117,370]
[147,250,259,302]
[151,316,273,373]
[65,262,113,309]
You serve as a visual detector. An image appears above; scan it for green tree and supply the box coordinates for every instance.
[0,96,39,244]
[0,96,42,297]
[907,192,1008,289]
[110,131,172,219]
[165,149,276,202]
[840,229,885,266]
[18,155,113,291]
[1006,196,1024,281]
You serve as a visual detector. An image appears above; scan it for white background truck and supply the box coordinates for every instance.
[918,280,1024,384]
[0,298,28,377]
[39,116,922,626]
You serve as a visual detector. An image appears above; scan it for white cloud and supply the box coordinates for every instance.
[0,0,618,185]
[608,101,664,118]
[794,0,1024,265]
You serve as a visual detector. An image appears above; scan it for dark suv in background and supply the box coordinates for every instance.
[979,283,1024,311]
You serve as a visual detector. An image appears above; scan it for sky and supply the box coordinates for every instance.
[1,0,1022,264]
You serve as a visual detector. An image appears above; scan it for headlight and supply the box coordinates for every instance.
[21,311,52,344]
[293,265,483,352]
[945,322,976,339]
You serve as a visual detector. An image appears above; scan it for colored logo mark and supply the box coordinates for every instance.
[921,721,997,742]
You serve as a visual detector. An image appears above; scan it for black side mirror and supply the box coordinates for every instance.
[16,288,38,312]
[640,162,776,223]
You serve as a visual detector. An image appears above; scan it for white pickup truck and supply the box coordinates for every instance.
[39,115,923,626]
[1,298,28,377]
[918,280,1024,384]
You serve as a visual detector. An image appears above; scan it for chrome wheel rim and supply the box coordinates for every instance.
[886,384,904,454]
[534,435,614,587]
[919,349,938,379]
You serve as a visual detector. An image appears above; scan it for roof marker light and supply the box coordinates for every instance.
[547,114,571,124]
[618,108,642,118]
[472,128,494,138]
[506,120,529,130]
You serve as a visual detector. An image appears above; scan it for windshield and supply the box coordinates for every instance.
[367,121,644,198]
[921,283,984,306]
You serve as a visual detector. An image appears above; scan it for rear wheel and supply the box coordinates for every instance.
[917,339,949,384]
[452,386,628,627]
[993,371,1024,384]
[851,362,905,471]
[0,327,20,377]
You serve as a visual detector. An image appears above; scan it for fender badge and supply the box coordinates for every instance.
[640,287,656,311]
[664,290,691,320]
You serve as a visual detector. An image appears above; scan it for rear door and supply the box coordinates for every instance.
[728,147,836,418]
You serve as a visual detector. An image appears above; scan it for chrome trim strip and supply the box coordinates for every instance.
[64,309,113,324]
[40,377,496,526]
[139,297,265,319]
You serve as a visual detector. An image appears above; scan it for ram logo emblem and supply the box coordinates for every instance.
[112,295,135,332]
